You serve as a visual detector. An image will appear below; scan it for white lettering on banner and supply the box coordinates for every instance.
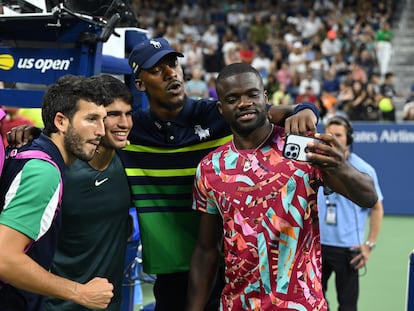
[379,130,414,143]
[354,130,414,143]
[354,131,378,143]
[17,57,72,73]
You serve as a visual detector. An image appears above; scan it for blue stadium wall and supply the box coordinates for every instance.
[318,122,414,216]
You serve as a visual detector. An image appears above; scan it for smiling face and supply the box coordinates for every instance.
[136,54,186,117]
[100,99,133,150]
[216,71,268,136]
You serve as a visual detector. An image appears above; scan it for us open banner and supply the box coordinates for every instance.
[319,122,414,215]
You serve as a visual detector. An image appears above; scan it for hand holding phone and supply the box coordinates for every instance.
[282,134,324,162]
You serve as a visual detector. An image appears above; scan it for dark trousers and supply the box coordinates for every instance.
[153,266,224,311]
[322,245,359,311]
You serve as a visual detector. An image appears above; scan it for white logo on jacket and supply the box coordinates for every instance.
[150,40,162,48]
[194,125,210,140]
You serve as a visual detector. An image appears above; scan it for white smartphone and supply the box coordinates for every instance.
[282,134,324,162]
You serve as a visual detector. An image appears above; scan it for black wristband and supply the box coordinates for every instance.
[293,102,319,125]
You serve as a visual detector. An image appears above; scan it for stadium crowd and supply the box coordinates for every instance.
[127,0,414,122]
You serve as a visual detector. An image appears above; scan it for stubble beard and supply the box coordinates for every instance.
[230,112,268,138]
[64,124,96,162]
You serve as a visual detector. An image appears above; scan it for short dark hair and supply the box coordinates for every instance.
[89,74,133,106]
[42,75,111,136]
[215,62,263,90]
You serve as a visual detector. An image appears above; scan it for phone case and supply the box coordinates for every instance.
[282,134,322,162]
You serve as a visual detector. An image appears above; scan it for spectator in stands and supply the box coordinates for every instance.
[185,67,209,100]
[402,102,414,121]
[337,79,353,110]
[287,72,302,101]
[364,81,381,121]
[320,91,338,119]
[271,83,291,106]
[269,44,285,73]
[248,13,271,57]
[405,83,414,102]
[185,40,204,74]
[350,62,368,84]
[202,25,219,52]
[321,29,342,64]
[343,80,370,120]
[300,10,323,43]
[275,61,292,88]
[367,72,382,97]
[330,53,349,80]
[375,21,394,78]
[379,72,402,121]
[299,70,321,96]
[296,85,318,105]
[265,73,279,99]
[380,72,403,98]
[221,28,241,65]
[309,49,330,81]
[203,42,224,77]
[357,48,377,79]
[251,46,272,84]
[239,41,255,65]
[288,41,307,75]
[322,68,341,95]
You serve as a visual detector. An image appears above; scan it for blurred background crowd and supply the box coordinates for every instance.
[127,0,414,123]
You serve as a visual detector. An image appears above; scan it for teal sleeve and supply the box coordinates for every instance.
[0,159,61,240]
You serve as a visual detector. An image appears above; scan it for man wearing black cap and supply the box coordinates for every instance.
[120,37,320,311]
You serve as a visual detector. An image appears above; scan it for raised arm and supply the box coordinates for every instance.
[186,212,223,311]
[268,103,318,135]
[306,133,378,208]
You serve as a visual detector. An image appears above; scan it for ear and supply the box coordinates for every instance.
[216,101,223,115]
[54,112,68,133]
[135,79,145,91]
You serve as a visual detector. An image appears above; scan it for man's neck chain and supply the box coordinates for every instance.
[231,124,274,171]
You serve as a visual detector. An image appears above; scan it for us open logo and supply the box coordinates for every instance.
[17,57,73,73]
[0,54,73,73]
[0,54,14,70]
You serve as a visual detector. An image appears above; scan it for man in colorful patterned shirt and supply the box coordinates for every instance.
[186,63,378,311]
[122,37,321,311]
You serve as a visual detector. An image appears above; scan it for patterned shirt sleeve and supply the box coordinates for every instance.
[192,160,220,215]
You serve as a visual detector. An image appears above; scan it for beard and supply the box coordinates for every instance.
[64,124,97,162]
[229,111,268,137]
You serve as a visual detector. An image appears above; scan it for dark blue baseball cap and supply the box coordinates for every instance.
[128,38,183,77]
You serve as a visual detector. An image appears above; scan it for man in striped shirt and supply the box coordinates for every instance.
[121,37,319,311]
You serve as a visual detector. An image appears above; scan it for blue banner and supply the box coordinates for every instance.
[320,122,414,215]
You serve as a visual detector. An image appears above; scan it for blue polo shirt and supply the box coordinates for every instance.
[318,153,383,248]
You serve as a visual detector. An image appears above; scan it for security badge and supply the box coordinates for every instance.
[325,197,337,225]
